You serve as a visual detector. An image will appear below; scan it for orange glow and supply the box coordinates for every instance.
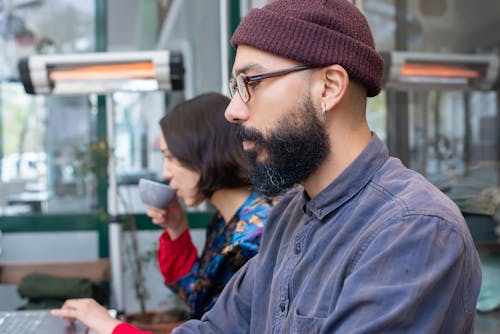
[49,62,155,80]
[401,63,481,78]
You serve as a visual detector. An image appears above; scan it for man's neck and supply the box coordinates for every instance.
[302,125,372,199]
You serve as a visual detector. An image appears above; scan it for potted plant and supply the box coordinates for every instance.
[120,214,189,333]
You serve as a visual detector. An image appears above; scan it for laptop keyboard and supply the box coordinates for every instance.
[0,311,46,333]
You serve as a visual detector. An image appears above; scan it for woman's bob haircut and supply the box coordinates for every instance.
[159,92,250,198]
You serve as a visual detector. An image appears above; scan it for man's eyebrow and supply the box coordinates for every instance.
[233,63,265,76]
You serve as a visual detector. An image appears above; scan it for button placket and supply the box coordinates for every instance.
[294,241,301,254]
[279,290,287,313]
[279,301,286,313]
[294,220,311,256]
[277,218,315,322]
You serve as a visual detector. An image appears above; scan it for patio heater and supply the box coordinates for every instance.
[381,51,500,91]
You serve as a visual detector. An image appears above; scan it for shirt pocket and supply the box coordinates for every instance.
[292,309,326,334]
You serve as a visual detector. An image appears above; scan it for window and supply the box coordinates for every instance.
[0,83,98,214]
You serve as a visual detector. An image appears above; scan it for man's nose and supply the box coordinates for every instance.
[225,94,249,123]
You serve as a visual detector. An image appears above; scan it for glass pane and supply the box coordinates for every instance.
[0,0,95,80]
[408,90,498,203]
[0,82,46,215]
[0,0,97,216]
[0,82,97,215]
[367,91,387,143]
[364,0,500,248]
[365,0,500,53]
[110,91,172,214]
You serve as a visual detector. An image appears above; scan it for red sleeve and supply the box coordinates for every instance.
[112,322,151,334]
[157,229,198,284]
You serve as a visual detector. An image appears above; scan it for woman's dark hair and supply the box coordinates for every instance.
[159,92,250,198]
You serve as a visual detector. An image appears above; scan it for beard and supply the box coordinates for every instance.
[237,94,330,197]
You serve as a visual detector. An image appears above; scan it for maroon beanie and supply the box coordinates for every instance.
[231,0,384,97]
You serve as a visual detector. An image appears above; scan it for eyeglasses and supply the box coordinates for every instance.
[228,65,313,103]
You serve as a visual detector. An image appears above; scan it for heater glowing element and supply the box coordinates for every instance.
[18,50,184,95]
[382,51,499,91]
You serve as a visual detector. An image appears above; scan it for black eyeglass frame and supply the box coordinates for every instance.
[228,65,313,103]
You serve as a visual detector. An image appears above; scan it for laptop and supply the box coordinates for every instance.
[0,310,88,334]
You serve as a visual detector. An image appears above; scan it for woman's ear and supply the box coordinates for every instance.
[319,64,349,112]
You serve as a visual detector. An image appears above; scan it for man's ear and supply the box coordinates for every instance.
[318,64,349,112]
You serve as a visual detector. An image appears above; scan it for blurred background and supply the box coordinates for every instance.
[0,0,498,329]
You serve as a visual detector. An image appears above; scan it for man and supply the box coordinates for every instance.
[174,0,482,333]
[51,1,481,333]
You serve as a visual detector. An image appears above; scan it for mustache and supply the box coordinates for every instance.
[237,125,265,144]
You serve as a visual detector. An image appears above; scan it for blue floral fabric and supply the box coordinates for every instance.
[168,192,277,319]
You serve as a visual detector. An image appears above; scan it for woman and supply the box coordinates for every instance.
[150,92,276,319]
[52,92,277,334]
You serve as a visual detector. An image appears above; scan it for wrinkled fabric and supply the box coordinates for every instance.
[159,192,277,319]
[173,134,482,334]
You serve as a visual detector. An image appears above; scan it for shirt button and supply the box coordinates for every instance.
[280,302,286,312]
[294,242,301,254]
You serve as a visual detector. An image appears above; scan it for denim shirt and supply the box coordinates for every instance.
[174,134,482,334]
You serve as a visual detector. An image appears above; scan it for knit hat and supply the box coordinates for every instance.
[231,0,384,97]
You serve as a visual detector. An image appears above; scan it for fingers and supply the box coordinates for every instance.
[146,206,165,217]
[51,298,85,323]
[147,203,185,228]
[52,298,118,334]
[51,309,77,324]
[146,207,166,225]
[52,298,94,319]
[146,200,190,239]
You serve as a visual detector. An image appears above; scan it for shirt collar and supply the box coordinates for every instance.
[303,133,389,220]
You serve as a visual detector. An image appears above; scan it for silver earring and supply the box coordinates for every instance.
[321,105,327,117]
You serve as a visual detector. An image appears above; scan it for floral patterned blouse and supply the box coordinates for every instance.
[157,191,277,319]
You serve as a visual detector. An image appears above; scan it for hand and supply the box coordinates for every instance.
[51,298,121,334]
[147,199,189,239]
